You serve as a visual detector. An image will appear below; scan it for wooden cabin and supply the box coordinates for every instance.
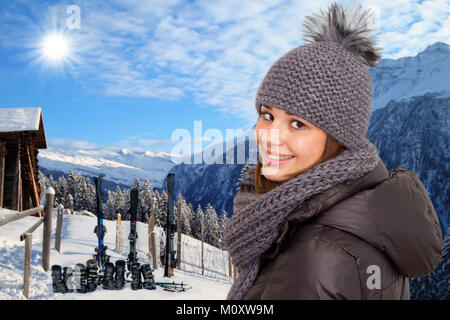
[0,107,47,213]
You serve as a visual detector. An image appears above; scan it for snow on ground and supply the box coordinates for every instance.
[0,209,232,300]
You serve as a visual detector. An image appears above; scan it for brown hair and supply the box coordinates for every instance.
[255,133,347,194]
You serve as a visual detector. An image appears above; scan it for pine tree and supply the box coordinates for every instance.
[85,177,96,213]
[56,176,68,207]
[140,179,156,222]
[152,190,161,226]
[204,204,221,247]
[104,190,116,220]
[192,205,205,240]
[113,185,127,219]
[236,161,251,192]
[37,170,49,198]
[185,202,195,237]
[131,178,146,222]
[67,171,82,210]
[48,175,58,202]
[177,194,193,237]
[157,190,168,228]
[219,210,230,249]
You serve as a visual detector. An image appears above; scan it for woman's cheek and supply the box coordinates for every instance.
[255,122,268,147]
[253,127,259,145]
[288,140,306,159]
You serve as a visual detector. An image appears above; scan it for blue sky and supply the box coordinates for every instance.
[0,0,448,154]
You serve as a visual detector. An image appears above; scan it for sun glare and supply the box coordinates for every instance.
[41,32,70,62]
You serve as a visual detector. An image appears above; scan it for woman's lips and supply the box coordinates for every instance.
[261,150,295,166]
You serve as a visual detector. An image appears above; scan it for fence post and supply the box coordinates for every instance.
[66,194,74,215]
[42,187,55,272]
[151,231,158,270]
[55,204,64,253]
[0,141,5,208]
[149,202,158,270]
[148,215,158,270]
[115,213,121,251]
[177,199,182,268]
[200,214,204,276]
[23,233,32,299]
[148,216,157,270]
[228,253,232,278]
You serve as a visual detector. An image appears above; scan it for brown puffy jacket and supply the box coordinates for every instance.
[237,161,442,300]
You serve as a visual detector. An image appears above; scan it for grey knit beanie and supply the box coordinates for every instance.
[255,2,382,150]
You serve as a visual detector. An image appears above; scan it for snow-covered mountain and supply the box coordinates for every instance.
[38,147,177,188]
[370,42,450,110]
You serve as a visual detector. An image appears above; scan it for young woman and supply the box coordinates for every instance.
[223,3,442,300]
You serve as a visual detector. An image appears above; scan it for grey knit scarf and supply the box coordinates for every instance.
[223,137,381,300]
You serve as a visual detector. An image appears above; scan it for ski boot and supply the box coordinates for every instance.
[130,263,142,290]
[51,265,68,293]
[140,264,156,290]
[63,266,74,293]
[102,262,116,290]
[114,260,126,290]
[86,259,99,292]
[94,224,107,239]
[74,263,87,293]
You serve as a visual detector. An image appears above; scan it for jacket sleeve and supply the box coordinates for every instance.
[259,237,363,300]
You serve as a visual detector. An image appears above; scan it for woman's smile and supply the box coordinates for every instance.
[261,149,296,166]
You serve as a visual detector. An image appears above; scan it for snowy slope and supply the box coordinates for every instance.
[0,209,231,300]
[38,147,178,188]
[370,42,450,110]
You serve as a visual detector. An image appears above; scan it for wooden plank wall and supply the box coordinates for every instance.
[1,133,42,212]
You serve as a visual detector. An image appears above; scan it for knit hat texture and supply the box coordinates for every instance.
[255,3,382,149]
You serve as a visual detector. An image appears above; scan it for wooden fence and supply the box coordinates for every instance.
[0,187,56,298]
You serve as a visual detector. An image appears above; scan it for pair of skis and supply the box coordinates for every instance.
[127,188,139,273]
[93,176,109,274]
[93,175,138,275]
[93,174,191,293]
[165,173,177,277]
[156,281,191,293]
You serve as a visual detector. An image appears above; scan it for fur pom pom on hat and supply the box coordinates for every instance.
[255,2,382,150]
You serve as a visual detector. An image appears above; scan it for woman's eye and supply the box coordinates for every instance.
[261,112,273,121]
[291,120,304,129]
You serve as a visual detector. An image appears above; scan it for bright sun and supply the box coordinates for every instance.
[41,32,70,62]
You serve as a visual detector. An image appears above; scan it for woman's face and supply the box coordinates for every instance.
[254,105,328,182]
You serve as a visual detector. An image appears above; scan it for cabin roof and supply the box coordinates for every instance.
[0,107,47,149]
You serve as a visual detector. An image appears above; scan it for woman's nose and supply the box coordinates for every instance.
[267,120,288,146]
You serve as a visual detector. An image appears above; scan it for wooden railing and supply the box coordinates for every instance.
[0,187,55,298]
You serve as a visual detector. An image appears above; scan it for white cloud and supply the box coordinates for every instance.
[1,0,448,123]
[365,0,449,58]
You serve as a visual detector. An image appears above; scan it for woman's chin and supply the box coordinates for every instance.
[261,165,289,182]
